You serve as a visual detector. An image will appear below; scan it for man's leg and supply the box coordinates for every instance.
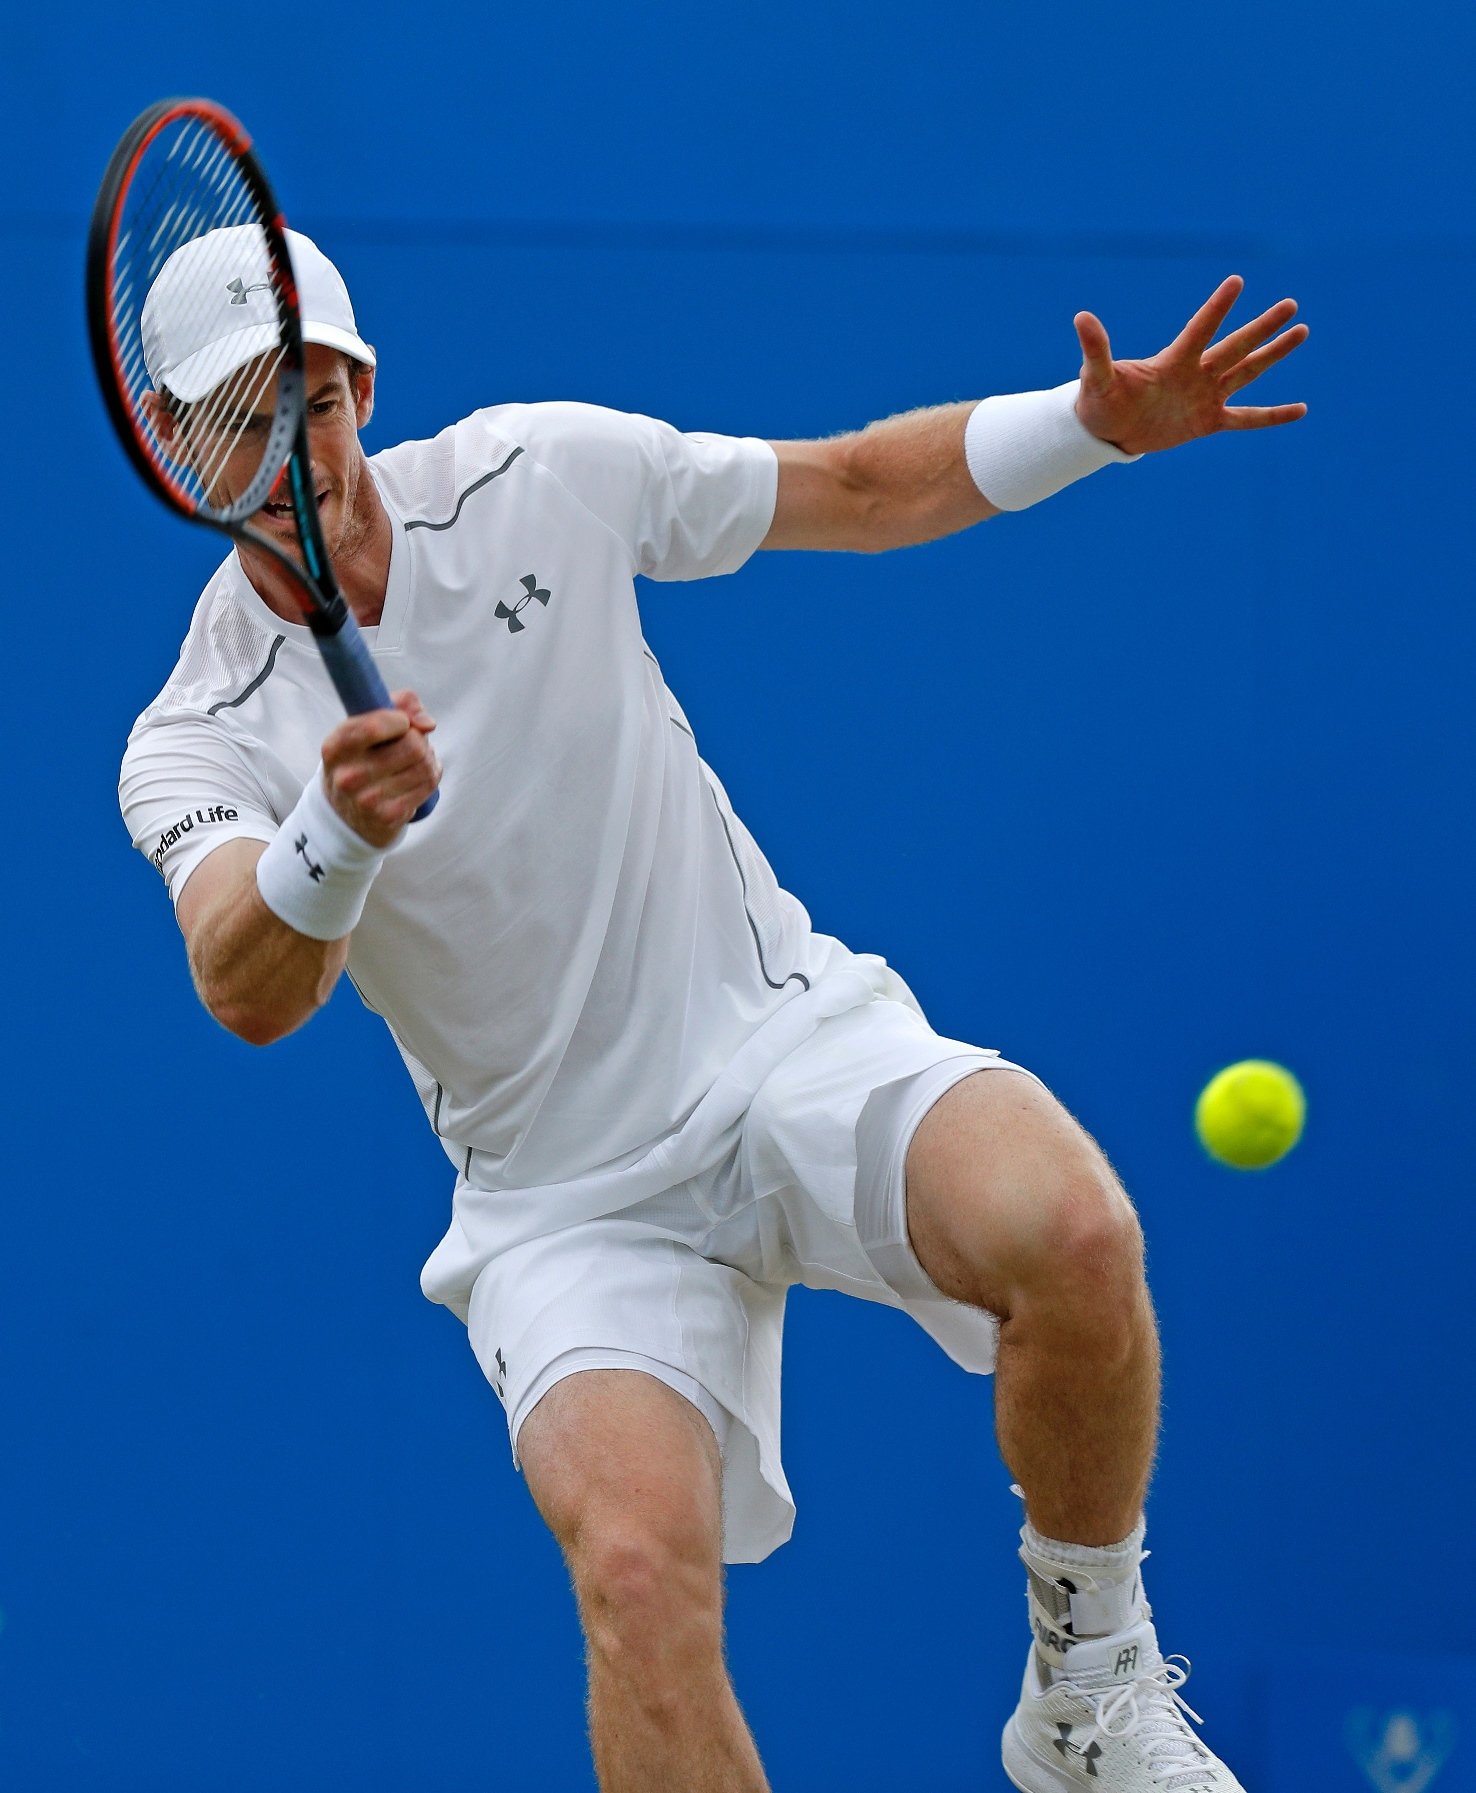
[902,1069,1249,1787]
[903,1067,1159,1545]
[517,1368,770,1793]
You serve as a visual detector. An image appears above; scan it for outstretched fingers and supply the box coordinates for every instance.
[1204,298,1301,375]
[1221,322,1310,393]
[1220,401,1309,430]
[1168,274,1245,359]
[1177,279,1310,431]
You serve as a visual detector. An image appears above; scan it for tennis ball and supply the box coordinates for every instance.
[1194,1060,1305,1169]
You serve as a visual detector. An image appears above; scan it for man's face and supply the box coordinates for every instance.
[257,344,376,561]
[148,344,376,560]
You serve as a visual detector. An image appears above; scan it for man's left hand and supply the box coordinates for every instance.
[1073,275,1308,456]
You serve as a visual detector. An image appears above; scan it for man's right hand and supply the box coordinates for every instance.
[322,688,440,848]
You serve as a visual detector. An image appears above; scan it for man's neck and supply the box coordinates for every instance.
[239,483,393,629]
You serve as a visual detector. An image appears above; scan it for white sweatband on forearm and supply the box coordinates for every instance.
[963,379,1142,511]
[254,770,392,941]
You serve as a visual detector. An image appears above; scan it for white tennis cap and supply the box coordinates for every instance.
[141,226,375,405]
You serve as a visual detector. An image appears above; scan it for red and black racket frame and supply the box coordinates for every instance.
[87,97,436,816]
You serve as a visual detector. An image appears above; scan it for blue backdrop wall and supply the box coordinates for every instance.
[3,3,1472,1789]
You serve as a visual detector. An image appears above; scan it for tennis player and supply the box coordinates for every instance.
[120,228,1306,1792]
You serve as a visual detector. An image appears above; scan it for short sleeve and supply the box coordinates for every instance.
[493,403,779,583]
[120,713,280,905]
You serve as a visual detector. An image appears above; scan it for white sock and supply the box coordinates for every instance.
[1014,1488,1149,1676]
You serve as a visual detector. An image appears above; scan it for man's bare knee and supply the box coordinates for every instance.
[518,1370,726,1675]
[572,1517,724,1682]
[905,1070,1145,1318]
[520,1369,721,1545]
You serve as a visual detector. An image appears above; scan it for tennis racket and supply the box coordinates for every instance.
[86,95,436,819]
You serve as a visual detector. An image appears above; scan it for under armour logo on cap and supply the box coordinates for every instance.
[140,224,376,404]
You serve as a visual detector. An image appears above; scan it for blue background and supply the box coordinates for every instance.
[2,2,1472,1787]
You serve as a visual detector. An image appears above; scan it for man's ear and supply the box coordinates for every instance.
[141,389,178,448]
[353,362,376,430]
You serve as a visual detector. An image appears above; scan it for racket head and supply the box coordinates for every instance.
[86,98,306,530]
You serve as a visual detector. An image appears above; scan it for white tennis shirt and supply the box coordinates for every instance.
[120,404,876,1233]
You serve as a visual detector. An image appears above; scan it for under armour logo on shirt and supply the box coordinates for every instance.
[496,574,551,633]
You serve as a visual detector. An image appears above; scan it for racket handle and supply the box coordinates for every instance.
[314,614,440,822]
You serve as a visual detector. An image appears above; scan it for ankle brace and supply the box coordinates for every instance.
[1014,1492,1148,1671]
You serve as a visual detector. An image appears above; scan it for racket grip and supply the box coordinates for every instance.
[314,616,440,822]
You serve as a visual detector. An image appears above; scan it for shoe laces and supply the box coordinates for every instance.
[1066,1653,1213,1790]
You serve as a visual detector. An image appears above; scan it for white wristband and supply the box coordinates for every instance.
[255,770,391,941]
[964,380,1141,511]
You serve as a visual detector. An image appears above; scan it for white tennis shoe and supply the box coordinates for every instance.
[1001,1620,1246,1791]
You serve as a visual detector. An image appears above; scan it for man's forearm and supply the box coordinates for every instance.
[842,401,1000,551]
[845,384,1141,547]
[174,699,436,1047]
[766,388,1127,554]
[182,843,348,1046]
[766,278,1308,556]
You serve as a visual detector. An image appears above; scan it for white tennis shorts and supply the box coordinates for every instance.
[429,968,1043,1563]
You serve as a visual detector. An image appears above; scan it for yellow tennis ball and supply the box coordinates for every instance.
[1194,1060,1306,1169]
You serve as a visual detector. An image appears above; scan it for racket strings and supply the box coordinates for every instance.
[113,122,226,303]
[192,348,289,505]
[107,112,291,515]
[114,123,243,372]
[116,121,247,337]
[118,127,265,417]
